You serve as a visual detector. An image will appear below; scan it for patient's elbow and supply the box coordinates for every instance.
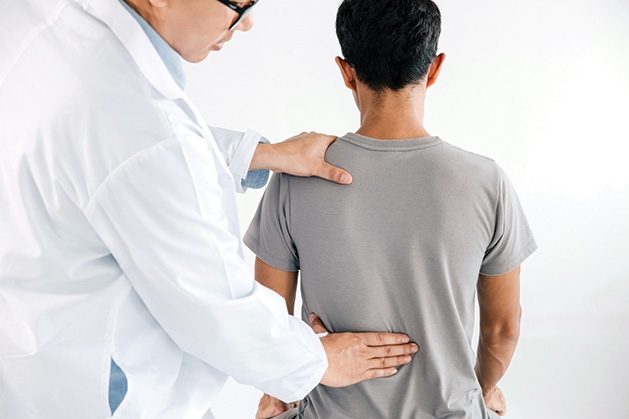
[481,306,522,346]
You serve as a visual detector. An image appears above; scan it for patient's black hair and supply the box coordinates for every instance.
[336,0,441,92]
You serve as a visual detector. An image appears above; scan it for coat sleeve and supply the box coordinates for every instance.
[208,126,270,193]
[83,135,327,402]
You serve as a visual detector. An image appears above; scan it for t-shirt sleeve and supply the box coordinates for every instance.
[244,173,300,272]
[480,166,538,276]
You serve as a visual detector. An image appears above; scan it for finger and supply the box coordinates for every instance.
[360,367,398,381]
[367,354,413,370]
[316,162,353,185]
[367,343,419,358]
[357,332,411,346]
[309,314,329,334]
[319,134,338,146]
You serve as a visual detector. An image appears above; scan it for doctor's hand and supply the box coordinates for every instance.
[309,314,419,387]
[250,132,353,185]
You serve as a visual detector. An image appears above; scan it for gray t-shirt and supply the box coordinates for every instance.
[244,133,537,419]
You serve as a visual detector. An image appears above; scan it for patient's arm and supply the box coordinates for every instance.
[253,259,302,418]
[475,266,522,416]
[255,257,299,315]
[254,258,300,418]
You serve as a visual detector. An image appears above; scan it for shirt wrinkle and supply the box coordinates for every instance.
[83,136,175,213]
[0,2,68,87]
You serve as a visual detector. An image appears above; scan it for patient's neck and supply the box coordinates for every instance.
[355,83,430,140]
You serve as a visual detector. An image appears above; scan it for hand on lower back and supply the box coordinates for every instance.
[309,314,419,387]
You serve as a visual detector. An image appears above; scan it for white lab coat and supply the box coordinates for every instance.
[0,0,327,417]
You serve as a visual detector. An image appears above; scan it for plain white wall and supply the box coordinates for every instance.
[184,1,629,417]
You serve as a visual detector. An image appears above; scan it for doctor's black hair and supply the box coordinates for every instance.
[335,0,441,92]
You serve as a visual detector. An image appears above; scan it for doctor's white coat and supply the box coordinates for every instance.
[0,0,327,417]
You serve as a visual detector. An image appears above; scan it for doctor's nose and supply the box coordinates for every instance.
[233,14,254,32]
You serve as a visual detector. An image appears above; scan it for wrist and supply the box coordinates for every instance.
[482,385,498,398]
[250,143,276,172]
[474,364,493,396]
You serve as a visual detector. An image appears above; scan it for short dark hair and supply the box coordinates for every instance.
[336,0,441,92]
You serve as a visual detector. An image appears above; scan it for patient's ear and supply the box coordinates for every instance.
[335,56,358,93]
[426,53,446,88]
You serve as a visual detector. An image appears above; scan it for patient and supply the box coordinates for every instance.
[244,0,537,417]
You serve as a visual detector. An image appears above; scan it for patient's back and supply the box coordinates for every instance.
[245,132,536,418]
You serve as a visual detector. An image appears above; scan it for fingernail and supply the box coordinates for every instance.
[389,368,398,376]
[401,336,410,343]
[309,313,316,322]
[340,174,352,184]
[411,344,419,353]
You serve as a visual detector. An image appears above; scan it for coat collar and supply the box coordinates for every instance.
[75,0,183,100]
[118,0,186,90]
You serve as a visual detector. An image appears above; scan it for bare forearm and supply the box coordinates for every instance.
[474,322,520,394]
[475,268,522,396]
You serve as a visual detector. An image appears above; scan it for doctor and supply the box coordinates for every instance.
[0,0,419,418]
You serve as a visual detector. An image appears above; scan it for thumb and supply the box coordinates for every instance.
[317,162,353,185]
[309,314,330,335]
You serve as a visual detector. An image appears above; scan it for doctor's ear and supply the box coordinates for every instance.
[146,0,168,8]
[335,56,358,93]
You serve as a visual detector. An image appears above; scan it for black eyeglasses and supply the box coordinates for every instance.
[215,0,259,30]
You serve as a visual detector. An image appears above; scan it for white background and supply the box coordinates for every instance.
[184,0,629,418]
